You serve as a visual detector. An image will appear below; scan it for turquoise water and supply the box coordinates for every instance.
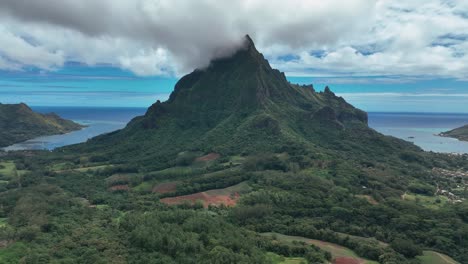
[3,109,468,154]
[369,112,468,154]
[3,107,146,151]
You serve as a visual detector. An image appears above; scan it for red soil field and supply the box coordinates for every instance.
[152,182,178,194]
[195,153,220,162]
[161,191,240,208]
[333,257,364,264]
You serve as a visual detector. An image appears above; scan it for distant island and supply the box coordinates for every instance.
[439,124,468,141]
[0,103,84,148]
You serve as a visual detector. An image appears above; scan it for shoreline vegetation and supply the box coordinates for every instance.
[0,103,85,148]
[439,124,468,142]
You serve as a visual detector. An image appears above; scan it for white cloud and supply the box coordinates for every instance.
[119,48,175,76]
[0,0,467,80]
[0,25,64,70]
[273,1,468,79]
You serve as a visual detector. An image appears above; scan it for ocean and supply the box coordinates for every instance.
[3,107,147,151]
[369,112,468,154]
[3,108,468,154]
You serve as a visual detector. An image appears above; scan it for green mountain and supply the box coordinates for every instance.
[74,35,416,166]
[440,124,468,141]
[0,36,467,264]
[0,103,84,147]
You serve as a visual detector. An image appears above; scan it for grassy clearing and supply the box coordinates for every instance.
[265,252,307,264]
[219,155,245,167]
[402,193,450,209]
[417,251,459,264]
[262,232,378,264]
[49,162,75,171]
[74,164,115,173]
[205,181,251,196]
[146,166,206,180]
[300,167,329,178]
[281,258,307,264]
[50,163,115,173]
[335,232,388,247]
[134,181,154,193]
[0,161,27,182]
[95,204,110,210]
[0,218,8,228]
[0,162,16,179]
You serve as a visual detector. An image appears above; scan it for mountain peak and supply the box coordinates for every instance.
[222,34,265,67]
[142,35,367,128]
[163,34,282,108]
[79,34,370,160]
[243,34,255,49]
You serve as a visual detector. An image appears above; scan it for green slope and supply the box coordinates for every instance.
[68,35,418,169]
[0,103,84,147]
[440,125,468,141]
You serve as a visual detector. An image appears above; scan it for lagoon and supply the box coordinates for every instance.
[4,108,468,154]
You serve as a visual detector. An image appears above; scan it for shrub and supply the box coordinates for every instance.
[408,183,434,195]
[175,152,197,166]
[390,239,422,258]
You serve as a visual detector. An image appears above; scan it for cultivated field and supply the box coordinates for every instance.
[160,182,250,208]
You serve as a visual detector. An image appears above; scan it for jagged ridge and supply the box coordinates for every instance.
[74,35,415,163]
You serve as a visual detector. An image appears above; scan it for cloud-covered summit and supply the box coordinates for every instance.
[0,0,467,80]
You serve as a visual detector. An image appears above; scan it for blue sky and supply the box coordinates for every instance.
[0,1,467,112]
[0,63,174,107]
[1,63,468,113]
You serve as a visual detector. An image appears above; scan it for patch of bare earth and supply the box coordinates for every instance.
[161,191,240,208]
[109,185,129,192]
[152,182,178,194]
[196,153,220,162]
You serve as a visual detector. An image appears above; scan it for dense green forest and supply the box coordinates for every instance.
[0,36,467,263]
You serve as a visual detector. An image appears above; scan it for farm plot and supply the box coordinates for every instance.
[160,182,250,208]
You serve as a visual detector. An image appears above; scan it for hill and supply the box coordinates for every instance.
[71,35,417,167]
[440,125,468,141]
[0,103,84,147]
[0,36,467,263]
